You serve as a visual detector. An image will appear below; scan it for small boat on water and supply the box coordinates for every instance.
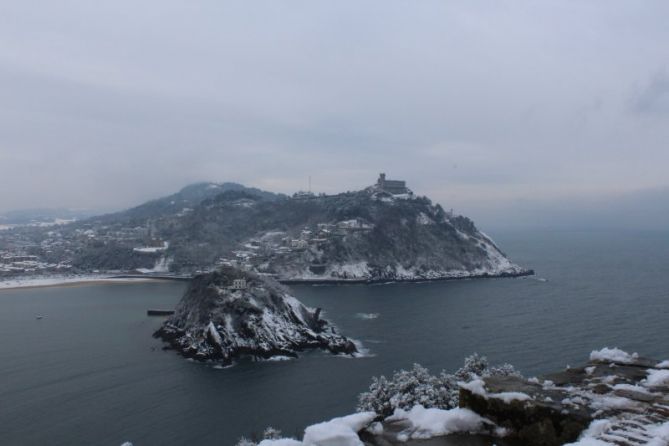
[147,309,175,316]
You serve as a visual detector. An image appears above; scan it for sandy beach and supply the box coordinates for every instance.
[0,275,169,291]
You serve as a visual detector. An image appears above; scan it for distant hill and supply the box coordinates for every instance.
[1,180,530,282]
[89,182,283,225]
[0,208,98,225]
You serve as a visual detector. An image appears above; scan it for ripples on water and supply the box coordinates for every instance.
[0,229,668,445]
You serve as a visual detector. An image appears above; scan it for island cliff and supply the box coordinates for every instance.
[155,266,357,364]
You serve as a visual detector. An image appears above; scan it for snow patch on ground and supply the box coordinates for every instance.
[589,347,639,364]
[256,406,497,446]
[386,405,490,440]
[647,422,669,446]
[612,383,657,395]
[241,412,371,446]
[644,369,669,387]
[656,360,669,369]
[563,419,615,446]
[564,418,669,446]
[302,412,376,446]
[459,379,532,404]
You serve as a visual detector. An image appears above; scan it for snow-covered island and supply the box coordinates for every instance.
[154,266,358,364]
[231,348,669,446]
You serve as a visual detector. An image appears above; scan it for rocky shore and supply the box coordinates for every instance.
[238,348,669,446]
[278,268,535,285]
[457,349,669,446]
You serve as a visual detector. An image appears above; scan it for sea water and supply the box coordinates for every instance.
[0,229,667,445]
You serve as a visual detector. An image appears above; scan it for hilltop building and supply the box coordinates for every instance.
[230,278,247,290]
[292,191,315,200]
[377,173,409,195]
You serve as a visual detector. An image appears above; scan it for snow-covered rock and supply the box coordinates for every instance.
[385,405,491,440]
[302,412,376,446]
[249,413,376,446]
[459,349,669,446]
[644,369,669,388]
[155,266,357,364]
[589,347,639,364]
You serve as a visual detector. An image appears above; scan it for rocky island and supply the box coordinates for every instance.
[155,266,357,364]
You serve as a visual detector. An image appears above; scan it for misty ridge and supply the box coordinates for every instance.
[3,183,668,233]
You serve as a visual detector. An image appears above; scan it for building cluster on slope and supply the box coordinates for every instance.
[0,220,169,278]
[0,172,417,280]
[0,252,71,276]
[215,217,376,275]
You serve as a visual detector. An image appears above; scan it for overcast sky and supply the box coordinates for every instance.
[1,1,668,227]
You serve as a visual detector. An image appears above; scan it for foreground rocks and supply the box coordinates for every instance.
[458,350,669,445]
[234,349,668,446]
[154,266,357,364]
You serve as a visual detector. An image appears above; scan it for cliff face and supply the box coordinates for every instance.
[155,266,357,364]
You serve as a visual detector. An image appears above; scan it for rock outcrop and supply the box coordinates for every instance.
[459,349,669,446]
[155,266,357,364]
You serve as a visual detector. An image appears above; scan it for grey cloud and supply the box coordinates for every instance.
[0,1,668,230]
[631,70,669,115]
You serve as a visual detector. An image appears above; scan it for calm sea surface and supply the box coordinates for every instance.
[1,229,668,446]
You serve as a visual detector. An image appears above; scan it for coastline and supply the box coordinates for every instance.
[0,269,534,291]
[277,268,535,285]
[0,275,181,292]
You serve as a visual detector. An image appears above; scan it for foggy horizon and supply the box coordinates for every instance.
[2,1,668,229]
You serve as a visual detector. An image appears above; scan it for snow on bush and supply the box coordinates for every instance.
[356,364,456,417]
[459,379,532,404]
[235,427,287,446]
[357,354,521,417]
[262,427,282,440]
[589,347,639,364]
